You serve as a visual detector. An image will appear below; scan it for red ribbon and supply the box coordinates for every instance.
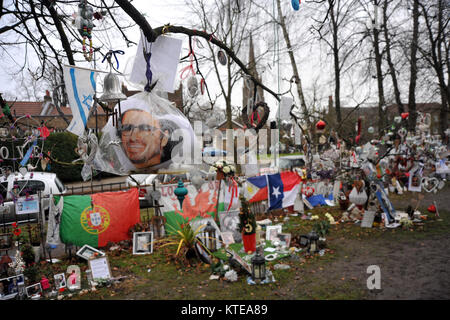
[227,177,238,212]
[250,110,261,127]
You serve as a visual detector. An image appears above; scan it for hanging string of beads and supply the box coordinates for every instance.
[75,0,94,62]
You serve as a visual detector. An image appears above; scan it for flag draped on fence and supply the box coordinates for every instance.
[63,65,98,137]
[266,172,302,210]
[58,188,140,248]
[158,181,225,234]
[245,175,269,203]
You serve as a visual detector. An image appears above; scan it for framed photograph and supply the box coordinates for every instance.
[25,283,42,298]
[0,275,22,299]
[229,250,252,275]
[277,233,292,247]
[220,231,235,247]
[76,244,106,261]
[16,198,39,215]
[266,225,282,241]
[54,273,66,289]
[132,231,154,255]
[0,233,12,249]
[408,168,422,192]
[89,256,112,280]
[218,210,241,243]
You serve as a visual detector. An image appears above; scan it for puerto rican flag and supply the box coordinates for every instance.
[266,172,302,210]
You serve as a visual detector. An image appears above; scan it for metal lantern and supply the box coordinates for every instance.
[307,230,319,254]
[251,247,266,283]
[201,221,217,252]
[174,179,188,209]
[99,72,127,103]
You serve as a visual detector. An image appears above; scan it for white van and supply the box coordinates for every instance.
[0,171,66,225]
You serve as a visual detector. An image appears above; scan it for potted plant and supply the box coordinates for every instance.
[158,221,211,264]
[238,196,257,253]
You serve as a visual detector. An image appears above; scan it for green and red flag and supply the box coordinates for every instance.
[159,181,230,234]
[59,188,140,248]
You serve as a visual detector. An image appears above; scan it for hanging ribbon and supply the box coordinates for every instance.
[250,110,261,127]
[227,177,238,212]
[102,49,125,69]
[144,50,153,92]
[180,36,196,80]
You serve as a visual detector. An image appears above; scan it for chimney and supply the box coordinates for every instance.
[328,95,334,114]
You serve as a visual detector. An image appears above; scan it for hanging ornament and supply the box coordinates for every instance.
[394,116,402,124]
[76,1,94,62]
[355,117,362,145]
[187,76,199,97]
[401,112,409,120]
[291,0,301,11]
[368,126,375,134]
[217,50,227,65]
[316,120,326,133]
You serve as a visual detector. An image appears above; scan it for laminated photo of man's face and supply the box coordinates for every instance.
[120,109,169,168]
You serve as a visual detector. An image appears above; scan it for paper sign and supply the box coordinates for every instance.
[279,96,293,120]
[129,34,183,93]
[16,198,39,215]
[89,256,111,280]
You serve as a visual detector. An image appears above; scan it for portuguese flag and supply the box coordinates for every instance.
[59,188,140,248]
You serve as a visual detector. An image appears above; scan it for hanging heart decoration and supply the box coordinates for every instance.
[401,112,409,119]
[241,102,270,131]
[421,177,439,193]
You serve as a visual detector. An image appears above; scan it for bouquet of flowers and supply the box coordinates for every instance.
[210,160,236,178]
[9,250,25,274]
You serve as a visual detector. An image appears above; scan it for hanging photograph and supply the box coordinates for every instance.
[15,198,39,215]
[217,50,227,65]
[132,231,154,255]
[93,92,195,176]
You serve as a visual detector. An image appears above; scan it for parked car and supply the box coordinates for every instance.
[202,147,227,157]
[278,155,306,171]
[0,171,67,225]
[263,155,306,174]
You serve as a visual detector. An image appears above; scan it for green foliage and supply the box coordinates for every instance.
[20,243,35,266]
[42,131,83,182]
[313,220,331,238]
[42,131,115,182]
[23,264,39,283]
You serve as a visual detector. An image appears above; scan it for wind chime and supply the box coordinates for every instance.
[75,0,94,62]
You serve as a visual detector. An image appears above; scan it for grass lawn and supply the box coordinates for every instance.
[10,190,449,300]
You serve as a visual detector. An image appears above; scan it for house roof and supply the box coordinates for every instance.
[7,100,72,116]
[6,100,111,117]
[216,118,245,129]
